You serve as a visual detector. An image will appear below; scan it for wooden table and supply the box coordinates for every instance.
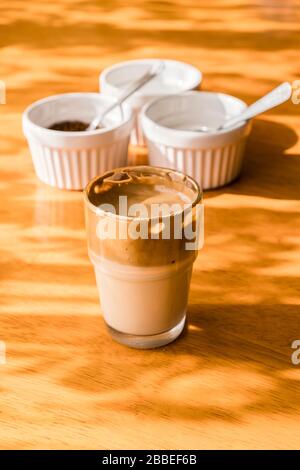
[0,0,300,450]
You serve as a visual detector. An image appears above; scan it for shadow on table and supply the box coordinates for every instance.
[2,298,299,426]
[205,118,299,201]
[1,6,300,53]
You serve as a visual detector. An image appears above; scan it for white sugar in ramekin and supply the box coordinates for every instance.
[100,59,202,146]
[23,93,134,190]
[141,91,252,190]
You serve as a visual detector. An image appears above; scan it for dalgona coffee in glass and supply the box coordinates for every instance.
[84,166,203,348]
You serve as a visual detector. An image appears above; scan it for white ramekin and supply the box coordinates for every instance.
[99,59,202,146]
[141,91,252,190]
[22,93,134,190]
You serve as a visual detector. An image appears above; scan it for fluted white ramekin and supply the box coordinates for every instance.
[23,93,134,190]
[141,91,252,190]
[100,59,202,146]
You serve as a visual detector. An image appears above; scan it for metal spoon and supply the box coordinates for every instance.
[86,61,165,131]
[193,82,292,133]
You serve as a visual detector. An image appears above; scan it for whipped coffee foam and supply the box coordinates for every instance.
[85,166,202,267]
[88,167,195,216]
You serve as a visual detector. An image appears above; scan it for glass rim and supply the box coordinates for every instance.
[83,165,203,221]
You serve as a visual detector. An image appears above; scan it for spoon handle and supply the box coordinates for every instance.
[223,82,292,129]
[88,61,164,131]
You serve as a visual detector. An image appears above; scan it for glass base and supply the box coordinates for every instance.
[106,314,186,349]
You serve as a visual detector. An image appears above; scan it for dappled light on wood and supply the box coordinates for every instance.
[0,0,300,450]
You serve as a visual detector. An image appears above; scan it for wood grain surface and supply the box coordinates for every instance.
[0,0,300,450]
